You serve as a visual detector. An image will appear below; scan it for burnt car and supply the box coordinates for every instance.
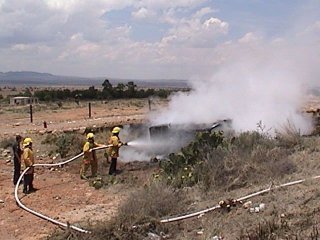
[148,119,232,156]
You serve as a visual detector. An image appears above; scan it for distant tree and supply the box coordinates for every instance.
[156,89,170,98]
[44,94,52,102]
[102,79,112,90]
[111,83,124,98]
[24,88,32,97]
[126,81,137,98]
[102,79,113,99]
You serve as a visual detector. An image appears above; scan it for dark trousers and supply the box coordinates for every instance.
[109,158,117,175]
[13,158,21,185]
[23,174,34,192]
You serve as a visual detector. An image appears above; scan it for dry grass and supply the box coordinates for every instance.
[49,126,320,240]
[51,182,187,240]
[0,136,15,148]
[193,131,296,192]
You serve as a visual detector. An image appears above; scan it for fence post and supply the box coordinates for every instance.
[88,102,92,118]
[30,104,33,123]
[148,98,152,111]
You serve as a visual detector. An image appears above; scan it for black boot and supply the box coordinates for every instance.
[28,174,38,192]
[23,175,30,194]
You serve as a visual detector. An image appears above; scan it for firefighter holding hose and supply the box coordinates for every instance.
[22,137,37,194]
[107,126,126,176]
[80,133,103,179]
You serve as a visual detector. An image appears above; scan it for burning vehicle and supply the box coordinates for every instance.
[147,119,233,156]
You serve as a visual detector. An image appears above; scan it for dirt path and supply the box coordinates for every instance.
[0,158,130,240]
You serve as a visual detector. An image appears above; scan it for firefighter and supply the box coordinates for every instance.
[12,134,23,185]
[22,137,37,194]
[108,127,125,176]
[80,133,103,179]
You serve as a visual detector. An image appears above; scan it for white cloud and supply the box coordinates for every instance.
[135,0,207,11]
[132,7,155,19]
[1,0,319,82]
[192,7,215,19]
[238,32,261,43]
[304,21,320,34]
[162,17,228,47]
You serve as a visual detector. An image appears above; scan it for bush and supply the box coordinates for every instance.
[275,120,303,149]
[160,131,296,192]
[160,131,225,188]
[42,133,83,158]
[53,182,187,240]
[0,137,15,148]
[238,218,293,240]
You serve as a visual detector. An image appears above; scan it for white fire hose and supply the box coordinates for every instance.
[160,174,320,223]
[14,145,113,234]
[16,143,320,231]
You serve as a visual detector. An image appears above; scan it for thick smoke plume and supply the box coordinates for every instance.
[152,36,320,134]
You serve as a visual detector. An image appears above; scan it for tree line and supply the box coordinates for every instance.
[33,80,175,102]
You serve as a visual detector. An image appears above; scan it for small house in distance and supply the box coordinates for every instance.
[10,96,38,105]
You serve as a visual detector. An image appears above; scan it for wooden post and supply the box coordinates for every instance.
[30,104,33,123]
[148,98,151,111]
[88,102,92,118]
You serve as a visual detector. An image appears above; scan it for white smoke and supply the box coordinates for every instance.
[152,34,320,134]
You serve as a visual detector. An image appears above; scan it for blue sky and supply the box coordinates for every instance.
[0,0,319,79]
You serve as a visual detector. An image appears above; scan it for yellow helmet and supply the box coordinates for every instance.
[23,137,32,147]
[86,133,94,139]
[112,127,121,134]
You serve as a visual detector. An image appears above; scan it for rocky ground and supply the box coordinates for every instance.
[0,148,158,240]
[0,98,160,240]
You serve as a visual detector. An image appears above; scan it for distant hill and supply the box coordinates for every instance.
[0,71,190,89]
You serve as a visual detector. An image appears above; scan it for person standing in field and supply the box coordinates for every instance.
[80,133,104,179]
[12,134,23,185]
[22,137,37,194]
[108,127,125,176]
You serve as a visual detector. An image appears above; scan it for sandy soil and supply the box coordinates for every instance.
[0,162,124,240]
[0,98,167,138]
[1,95,320,240]
[0,153,158,240]
[0,98,162,240]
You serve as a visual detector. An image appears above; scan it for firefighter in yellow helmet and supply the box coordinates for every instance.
[22,137,37,194]
[80,133,104,179]
[108,127,126,175]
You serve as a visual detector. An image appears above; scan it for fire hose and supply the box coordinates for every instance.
[15,143,320,230]
[160,174,320,223]
[14,145,113,234]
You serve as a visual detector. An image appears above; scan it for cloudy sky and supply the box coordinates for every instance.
[0,0,319,79]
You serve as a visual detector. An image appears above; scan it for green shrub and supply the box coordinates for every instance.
[160,131,225,188]
[42,133,83,158]
[56,133,83,158]
[160,131,296,191]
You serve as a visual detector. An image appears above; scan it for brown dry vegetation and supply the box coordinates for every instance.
[1,93,320,240]
[46,125,320,240]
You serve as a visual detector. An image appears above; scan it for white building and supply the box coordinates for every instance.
[10,96,38,105]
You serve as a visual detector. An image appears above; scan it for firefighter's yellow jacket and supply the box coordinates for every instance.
[83,142,102,163]
[108,135,121,158]
[22,147,34,174]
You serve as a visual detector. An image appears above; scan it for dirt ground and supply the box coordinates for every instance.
[1,94,320,240]
[0,98,167,138]
[0,98,162,240]
[0,154,158,240]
